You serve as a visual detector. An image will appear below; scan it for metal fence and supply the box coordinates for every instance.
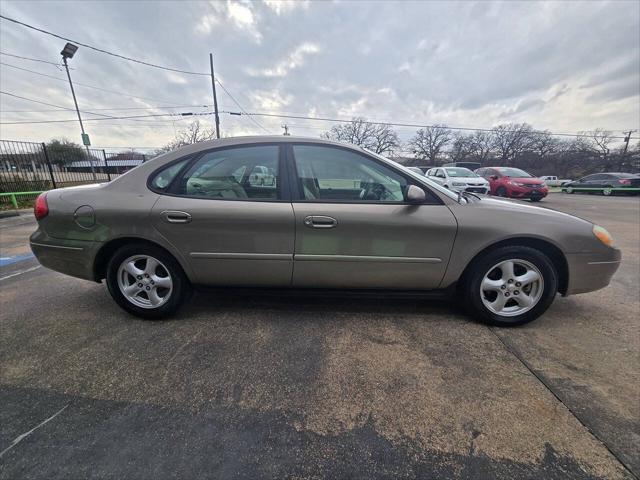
[0,139,151,205]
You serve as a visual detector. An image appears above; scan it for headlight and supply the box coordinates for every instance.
[452,182,466,186]
[593,225,614,247]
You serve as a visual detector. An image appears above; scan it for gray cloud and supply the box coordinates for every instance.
[0,0,638,148]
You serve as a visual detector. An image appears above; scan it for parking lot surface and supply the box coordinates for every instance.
[1,193,638,479]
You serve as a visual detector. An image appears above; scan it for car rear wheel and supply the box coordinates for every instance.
[461,246,558,326]
[106,243,191,319]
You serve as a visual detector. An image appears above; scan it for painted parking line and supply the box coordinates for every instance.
[0,265,41,281]
[0,252,35,267]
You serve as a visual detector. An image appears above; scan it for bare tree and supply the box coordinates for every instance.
[157,120,216,154]
[491,123,535,165]
[447,133,473,162]
[408,125,452,165]
[587,128,614,158]
[530,131,559,158]
[468,130,494,163]
[322,117,400,155]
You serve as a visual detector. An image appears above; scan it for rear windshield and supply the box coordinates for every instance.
[497,168,531,178]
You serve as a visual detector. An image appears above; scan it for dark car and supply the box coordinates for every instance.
[476,167,549,202]
[562,173,640,196]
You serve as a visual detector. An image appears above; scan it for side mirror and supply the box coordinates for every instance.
[406,185,426,203]
[490,175,498,181]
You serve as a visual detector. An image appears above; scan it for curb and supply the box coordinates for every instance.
[0,211,20,219]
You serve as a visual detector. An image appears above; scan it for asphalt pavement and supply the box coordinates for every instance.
[1,193,638,479]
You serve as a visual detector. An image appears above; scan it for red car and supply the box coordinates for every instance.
[476,167,548,202]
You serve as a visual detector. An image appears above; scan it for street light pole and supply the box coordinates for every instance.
[61,43,96,180]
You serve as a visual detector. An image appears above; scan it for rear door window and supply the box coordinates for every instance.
[174,145,280,200]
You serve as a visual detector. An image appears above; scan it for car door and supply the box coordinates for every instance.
[288,144,458,289]
[150,143,295,287]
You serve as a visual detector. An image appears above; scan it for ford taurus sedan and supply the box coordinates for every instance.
[30,136,621,326]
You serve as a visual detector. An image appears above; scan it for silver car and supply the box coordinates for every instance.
[30,136,621,326]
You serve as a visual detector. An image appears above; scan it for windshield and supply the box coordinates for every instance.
[497,167,532,178]
[445,167,477,178]
[362,148,462,202]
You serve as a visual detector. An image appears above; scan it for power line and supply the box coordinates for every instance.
[0,91,205,124]
[0,105,213,113]
[0,14,209,76]
[0,61,185,105]
[0,50,66,67]
[0,112,208,125]
[215,79,271,134]
[232,111,638,140]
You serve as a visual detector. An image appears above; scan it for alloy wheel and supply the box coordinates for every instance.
[117,255,173,309]
[480,259,544,317]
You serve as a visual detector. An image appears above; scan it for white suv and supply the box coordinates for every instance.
[426,167,489,194]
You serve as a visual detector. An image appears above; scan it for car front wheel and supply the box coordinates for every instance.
[106,243,191,319]
[462,246,558,326]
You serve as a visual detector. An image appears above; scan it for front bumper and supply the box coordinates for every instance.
[30,229,99,281]
[509,186,549,199]
[564,248,622,295]
[451,185,489,194]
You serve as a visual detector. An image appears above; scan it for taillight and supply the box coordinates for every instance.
[34,193,49,220]
[618,179,631,185]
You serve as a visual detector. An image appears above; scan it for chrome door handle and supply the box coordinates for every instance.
[161,210,192,224]
[303,215,337,229]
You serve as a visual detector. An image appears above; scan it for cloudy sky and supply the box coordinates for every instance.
[0,0,638,151]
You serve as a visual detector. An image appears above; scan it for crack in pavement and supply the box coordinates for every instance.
[489,327,638,480]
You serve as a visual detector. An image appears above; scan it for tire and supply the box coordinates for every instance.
[106,243,191,320]
[460,246,558,327]
[530,197,541,202]
[496,186,508,197]
[602,187,612,196]
[565,187,574,194]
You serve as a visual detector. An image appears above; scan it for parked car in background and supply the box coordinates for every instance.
[249,165,276,186]
[426,167,489,194]
[562,173,640,196]
[30,136,621,327]
[405,166,425,175]
[540,175,572,187]
[476,167,548,201]
[442,161,481,171]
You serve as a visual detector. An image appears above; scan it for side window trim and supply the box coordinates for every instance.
[288,143,442,205]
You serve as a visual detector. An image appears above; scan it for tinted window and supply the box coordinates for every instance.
[293,145,407,202]
[150,158,190,191]
[175,145,279,200]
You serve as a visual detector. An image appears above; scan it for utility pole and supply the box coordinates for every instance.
[622,130,636,155]
[282,124,290,136]
[209,53,221,139]
[61,43,96,180]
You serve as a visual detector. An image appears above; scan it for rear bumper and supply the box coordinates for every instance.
[564,248,622,295]
[30,229,99,281]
